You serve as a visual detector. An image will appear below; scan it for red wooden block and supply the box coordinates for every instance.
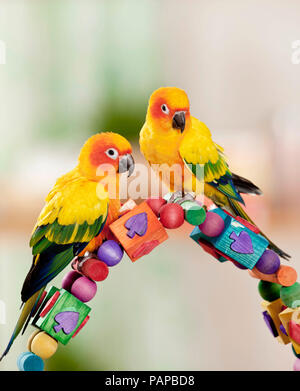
[109,201,168,262]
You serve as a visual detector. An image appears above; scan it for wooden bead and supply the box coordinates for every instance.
[255,250,280,274]
[17,352,44,371]
[159,203,185,229]
[181,200,206,226]
[280,282,300,308]
[97,240,124,267]
[72,257,109,281]
[146,198,166,216]
[249,265,297,287]
[258,280,281,301]
[71,276,97,302]
[27,329,41,351]
[61,270,81,291]
[198,211,225,237]
[293,358,300,371]
[30,331,58,359]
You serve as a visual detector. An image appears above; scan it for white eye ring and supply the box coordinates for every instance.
[105,148,119,160]
[161,104,169,115]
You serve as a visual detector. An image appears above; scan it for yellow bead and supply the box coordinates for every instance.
[27,329,41,351]
[30,331,58,359]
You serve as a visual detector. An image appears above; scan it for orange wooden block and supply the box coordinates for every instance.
[109,201,168,262]
[248,265,297,287]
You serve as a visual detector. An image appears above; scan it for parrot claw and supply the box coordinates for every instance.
[167,191,196,204]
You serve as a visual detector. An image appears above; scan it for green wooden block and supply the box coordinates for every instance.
[32,286,59,326]
[35,288,91,345]
[258,280,281,301]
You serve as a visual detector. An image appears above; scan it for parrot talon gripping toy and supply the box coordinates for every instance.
[2,87,300,371]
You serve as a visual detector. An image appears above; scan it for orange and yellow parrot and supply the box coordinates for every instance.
[139,87,290,260]
[1,132,134,359]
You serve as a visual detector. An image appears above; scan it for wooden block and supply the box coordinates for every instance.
[191,207,268,269]
[109,201,168,262]
[35,288,91,345]
[279,308,300,353]
[249,265,297,287]
[32,286,60,326]
[261,299,290,344]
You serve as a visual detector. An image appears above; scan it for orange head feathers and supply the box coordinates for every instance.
[146,87,191,134]
[78,132,134,180]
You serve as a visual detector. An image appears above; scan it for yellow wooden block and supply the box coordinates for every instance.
[261,299,290,344]
[279,307,300,353]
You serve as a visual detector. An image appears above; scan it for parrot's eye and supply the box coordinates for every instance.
[105,148,119,160]
[161,104,169,115]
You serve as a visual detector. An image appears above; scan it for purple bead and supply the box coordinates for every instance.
[256,250,280,274]
[70,276,97,302]
[97,240,124,267]
[293,358,300,371]
[199,212,225,237]
[61,270,81,291]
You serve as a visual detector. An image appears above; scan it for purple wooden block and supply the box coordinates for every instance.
[71,276,97,302]
[229,231,254,254]
[125,212,148,238]
[262,311,278,337]
[61,270,81,291]
[255,249,280,274]
[97,240,124,267]
[54,311,79,334]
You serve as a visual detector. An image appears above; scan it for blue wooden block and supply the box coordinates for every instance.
[190,208,269,269]
[17,352,44,371]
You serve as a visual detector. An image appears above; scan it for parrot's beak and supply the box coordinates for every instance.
[118,153,135,177]
[172,111,186,133]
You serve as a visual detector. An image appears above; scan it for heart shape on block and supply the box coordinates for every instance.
[53,311,79,335]
[229,231,254,254]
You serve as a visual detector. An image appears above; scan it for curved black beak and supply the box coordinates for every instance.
[172,111,186,133]
[118,153,135,177]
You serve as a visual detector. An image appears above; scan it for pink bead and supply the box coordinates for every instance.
[70,276,97,302]
[61,270,81,291]
[199,212,225,237]
[293,358,300,371]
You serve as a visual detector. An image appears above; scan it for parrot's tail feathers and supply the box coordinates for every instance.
[227,198,291,261]
[0,291,41,362]
[231,173,262,196]
[21,288,45,335]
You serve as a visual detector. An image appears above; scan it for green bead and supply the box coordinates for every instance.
[280,283,300,308]
[292,345,300,358]
[258,280,281,301]
[181,201,206,226]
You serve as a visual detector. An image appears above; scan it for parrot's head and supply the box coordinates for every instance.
[78,132,134,180]
[146,87,191,134]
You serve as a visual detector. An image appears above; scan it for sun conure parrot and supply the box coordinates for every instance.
[1,132,134,360]
[139,86,290,260]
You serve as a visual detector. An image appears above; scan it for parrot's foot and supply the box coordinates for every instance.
[166,191,196,204]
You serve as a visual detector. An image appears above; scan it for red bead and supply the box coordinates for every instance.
[199,211,225,237]
[71,276,97,303]
[159,203,184,229]
[146,198,167,216]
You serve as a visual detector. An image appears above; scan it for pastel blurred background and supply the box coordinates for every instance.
[1,0,300,371]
